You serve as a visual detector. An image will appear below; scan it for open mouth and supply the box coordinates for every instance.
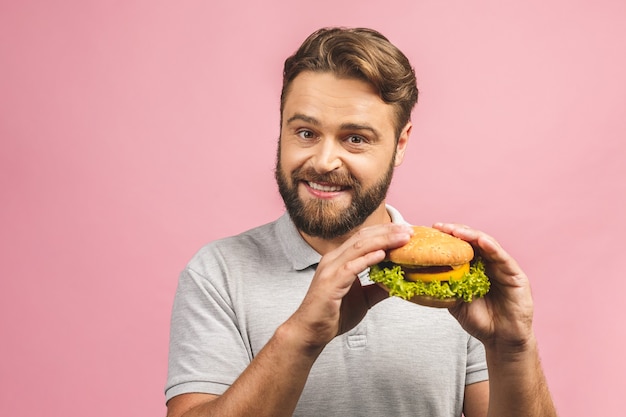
[306,181,347,192]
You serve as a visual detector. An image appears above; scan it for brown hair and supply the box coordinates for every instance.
[281,27,418,138]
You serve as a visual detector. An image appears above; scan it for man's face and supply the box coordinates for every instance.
[275,71,410,240]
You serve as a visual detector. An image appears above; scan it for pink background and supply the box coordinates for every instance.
[1,1,625,415]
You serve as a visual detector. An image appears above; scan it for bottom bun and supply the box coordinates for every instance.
[374,283,463,309]
[408,295,460,309]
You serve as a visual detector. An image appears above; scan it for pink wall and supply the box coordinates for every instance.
[1,1,625,415]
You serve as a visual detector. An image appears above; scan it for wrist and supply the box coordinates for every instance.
[485,333,539,367]
[275,319,326,360]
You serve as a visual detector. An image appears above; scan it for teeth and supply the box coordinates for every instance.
[308,182,342,192]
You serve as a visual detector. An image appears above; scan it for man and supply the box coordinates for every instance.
[165,27,557,417]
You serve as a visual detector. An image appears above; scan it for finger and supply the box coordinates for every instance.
[314,225,412,300]
[329,224,413,273]
[340,249,388,282]
[349,223,414,253]
[432,222,484,246]
[433,223,522,277]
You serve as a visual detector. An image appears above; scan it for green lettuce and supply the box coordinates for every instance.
[369,257,490,303]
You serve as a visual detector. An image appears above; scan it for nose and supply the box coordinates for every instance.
[310,138,342,174]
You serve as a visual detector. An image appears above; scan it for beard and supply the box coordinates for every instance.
[275,148,396,240]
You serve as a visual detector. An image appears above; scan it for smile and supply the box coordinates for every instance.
[307,181,345,192]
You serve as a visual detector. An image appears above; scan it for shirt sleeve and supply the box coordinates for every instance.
[466,335,489,385]
[165,263,252,402]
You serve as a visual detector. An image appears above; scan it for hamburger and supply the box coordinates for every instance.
[369,226,490,308]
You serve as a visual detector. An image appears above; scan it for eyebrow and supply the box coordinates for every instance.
[286,113,381,138]
[339,122,381,139]
[286,113,320,126]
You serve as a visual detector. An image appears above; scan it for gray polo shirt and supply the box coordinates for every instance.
[166,206,488,416]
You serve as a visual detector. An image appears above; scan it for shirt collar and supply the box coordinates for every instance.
[276,212,321,271]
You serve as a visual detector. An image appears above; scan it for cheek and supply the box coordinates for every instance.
[280,143,310,172]
[349,154,392,180]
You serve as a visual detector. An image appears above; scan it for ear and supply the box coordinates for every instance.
[394,121,412,167]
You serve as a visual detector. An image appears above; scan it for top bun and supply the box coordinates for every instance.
[387,226,474,267]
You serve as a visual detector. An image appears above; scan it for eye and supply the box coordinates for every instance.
[296,129,316,140]
[346,135,366,145]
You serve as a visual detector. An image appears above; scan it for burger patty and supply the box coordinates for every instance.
[378,262,454,275]
[403,265,453,274]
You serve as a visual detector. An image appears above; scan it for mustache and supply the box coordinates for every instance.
[291,167,358,187]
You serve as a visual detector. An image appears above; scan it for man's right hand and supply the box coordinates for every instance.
[286,223,414,352]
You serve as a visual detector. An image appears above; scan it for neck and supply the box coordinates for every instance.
[300,203,392,255]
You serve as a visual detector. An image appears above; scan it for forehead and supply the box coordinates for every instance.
[282,71,396,133]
